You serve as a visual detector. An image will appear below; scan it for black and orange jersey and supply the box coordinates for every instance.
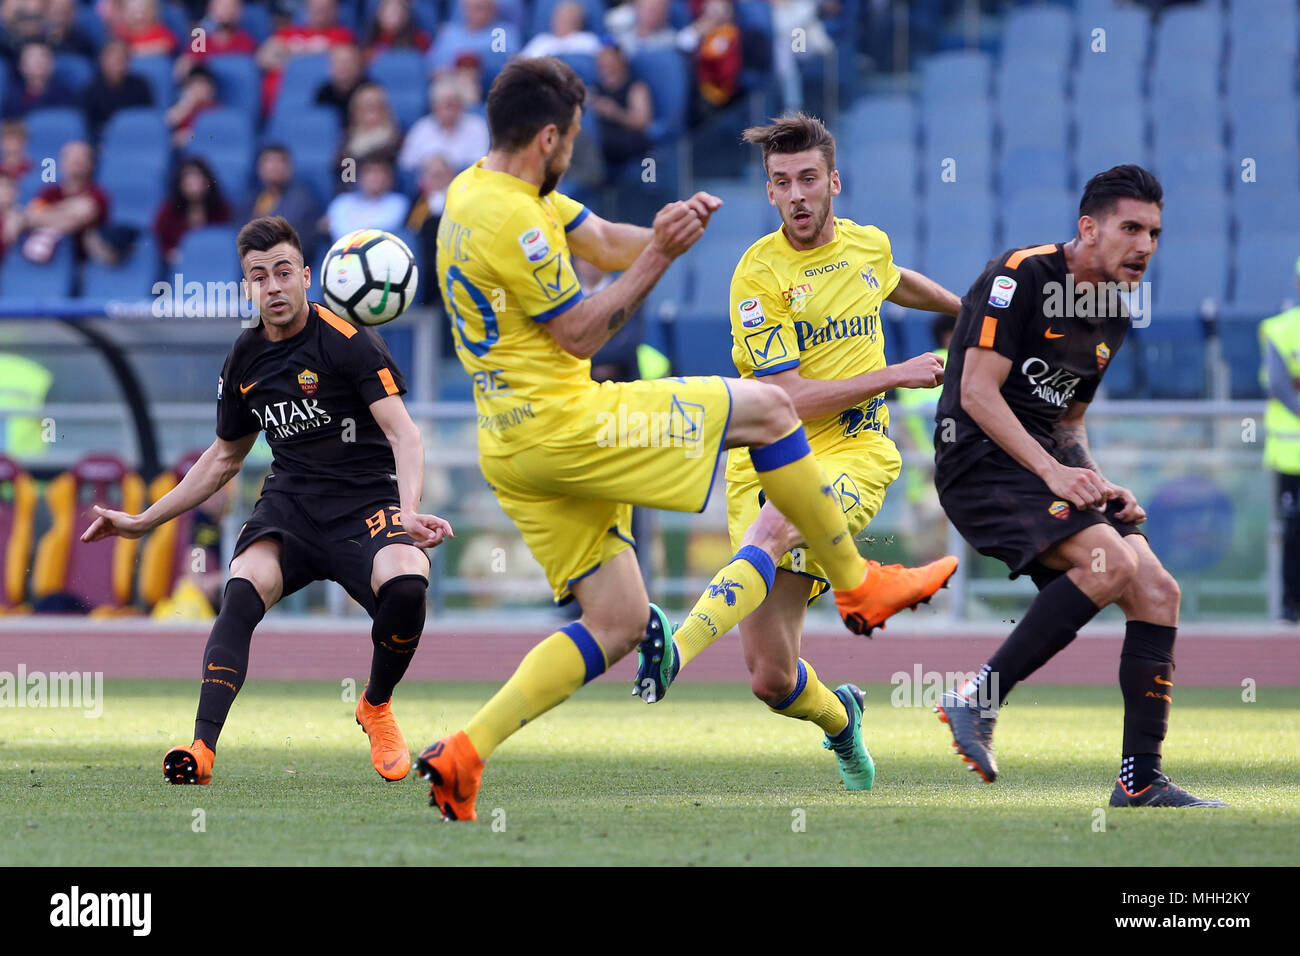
[934,243,1130,491]
[217,301,407,499]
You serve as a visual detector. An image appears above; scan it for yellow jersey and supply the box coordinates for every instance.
[436,159,594,456]
[729,217,901,449]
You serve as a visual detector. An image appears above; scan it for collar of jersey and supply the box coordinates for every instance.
[779,217,844,256]
[470,159,543,197]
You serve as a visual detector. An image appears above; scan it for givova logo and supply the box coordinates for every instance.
[50,887,151,936]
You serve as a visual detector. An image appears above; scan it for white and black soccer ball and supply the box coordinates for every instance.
[320,229,418,326]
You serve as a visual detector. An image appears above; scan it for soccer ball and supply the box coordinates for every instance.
[320,229,418,326]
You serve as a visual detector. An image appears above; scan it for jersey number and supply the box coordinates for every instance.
[445,264,499,357]
[366,505,405,538]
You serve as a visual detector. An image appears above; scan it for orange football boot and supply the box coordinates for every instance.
[414,731,484,821]
[163,740,215,785]
[356,692,411,781]
[834,555,959,636]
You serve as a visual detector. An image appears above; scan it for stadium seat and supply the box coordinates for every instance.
[644,258,690,323]
[1001,5,1073,59]
[1232,233,1300,312]
[1229,99,1299,175]
[923,187,994,249]
[101,108,170,169]
[843,94,916,145]
[995,55,1069,110]
[370,49,428,129]
[1158,190,1228,245]
[183,108,255,204]
[0,239,76,307]
[922,235,996,305]
[276,53,332,113]
[1234,188,1300,237]
[74,1,108,48]
[554,52,597,89]
[1151,144,1227,195]
[1072,100,1145,185]
[175,226,242,288]
[99,170,164,231]
[1001,188,1075,247]
[25,109,88,160]
[1153,3,1222,63]
[630,49,689,143]
[0,455,36,613]
[838,191,917,250]
[205,54,261,116]
[529,0,606,36]
[241,0,274,42]
[1131,318,1207,399]
[1073,56,1143,103]
[999,146,1068,197]
[1229,144,1300,196]
[1150,93,1223,154]
[1152,236,1229,317]
[131,55,177,110]
[670,315,737,377]
[921,51,992,105]
[998,88,1068,154]
[1216,312,1267,400]
[1228,0,1298,58]
[80,236,161,306]
[138,449,209,610]
[1098,332,1141,398]
[694,178,773,235]
[159,1,189,45]
[923,99,994,190]
[32,454,145,614]
[54,53,94,95]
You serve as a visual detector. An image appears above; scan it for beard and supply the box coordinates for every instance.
[786,193,832,242]
[540,152,565,196]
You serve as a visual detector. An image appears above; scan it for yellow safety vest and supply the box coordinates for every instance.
[1260,308,1300,474]
[893,347,946,500]
[0,353,53,458]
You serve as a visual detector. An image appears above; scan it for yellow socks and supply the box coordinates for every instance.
[674,545,776,669]
[748,427,866,590]
[768,659,849,736]
[464,622,607,761]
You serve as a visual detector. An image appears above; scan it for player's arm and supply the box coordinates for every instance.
[565,210,652,272]
[887,266,961,316]
[81,433,258,542]
[763,354,944,420]
[960,349,1106,510]
[547,194,721,358]
[369,395,453,549]
[1051,400,1145,522]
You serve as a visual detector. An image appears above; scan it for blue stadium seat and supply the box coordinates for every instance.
[999,146,1068,196]
[687,233,750,317]
[1158,190,1227,244]
[884,231,917,273]
[1225,50,1293,112]
[998,88,1067,154]
[1233,233,1300,312]
[1234,188,1300,237]
[1098,332,1141,398]
[1229,99,1298,163]
[25,109,87,160]
[80,237,161,306]
[175,226,242,286]
[1227,0,1296,58]
[75,1,108,48]
[922,187,996,292]
[1153,3,1222,62]
[131,55,177,109]
[1002,5,1072,57]
[1216,312,1267,400]
[644,258,690,323]
[101,108,170,167]
[205,55,261,116]
[630,49,689,144]
[695,179,773,236]
[0,239,76,307]
[921,51,992,105]
[54,53,94,95]
[922,236,996,305]
[100,165,165,230]
[160,1,190,45]
[183,107,255,203]
[554,53,597,90]
[670,316,737,377]
[1152,236,1229,316]
[923,99,994,190]
[1073,56,1143,103]
[837,190,917,254]
[1150,48,1217,105]
[1131,318,1207,399]
[1229,144,1300,195]
[242,0,274,43]
[923,187,994,245]
[371,49,428,129]
[1074,4,1150,61]
[1150,93,1223,153]
[1001,188,1074,246]
[995,55,1068,110]
[1151,144,1227,194]
[843,94,916,145]
[276,53,331,113]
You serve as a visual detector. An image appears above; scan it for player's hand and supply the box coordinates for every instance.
[683,191,722,229]
[1103,482,1146,524]
[1046,464,1108,511]
[893,352,945,389]
[81,506,148,542]
[651,200,708,258]
[400,512,455,549]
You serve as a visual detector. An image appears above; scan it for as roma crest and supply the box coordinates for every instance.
[1096,342,1111,371]
[298,369,319,396]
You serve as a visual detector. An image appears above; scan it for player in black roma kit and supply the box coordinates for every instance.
[84,215,453,785]
[932,166,1225,807]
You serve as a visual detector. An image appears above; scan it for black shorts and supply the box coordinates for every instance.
[938,448,1145,587]
[231,490,429,615]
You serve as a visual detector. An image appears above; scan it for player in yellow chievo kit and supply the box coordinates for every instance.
[414,60,931,820]
[632,114,961,790]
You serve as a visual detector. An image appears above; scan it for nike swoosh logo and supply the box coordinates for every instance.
[385,530,409,538]
[1044,329,1065,339]
[382,755,405,770]
[367,275,392,315]
[1154,676,1173,686]
[391,633,418,644]
[239,381,258,394]
[207,663,238,673]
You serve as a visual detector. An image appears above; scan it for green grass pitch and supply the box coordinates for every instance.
[3,681,1297,866]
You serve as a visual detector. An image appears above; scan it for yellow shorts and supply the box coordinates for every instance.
[725,433,902,602]
[480,375,732,603]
